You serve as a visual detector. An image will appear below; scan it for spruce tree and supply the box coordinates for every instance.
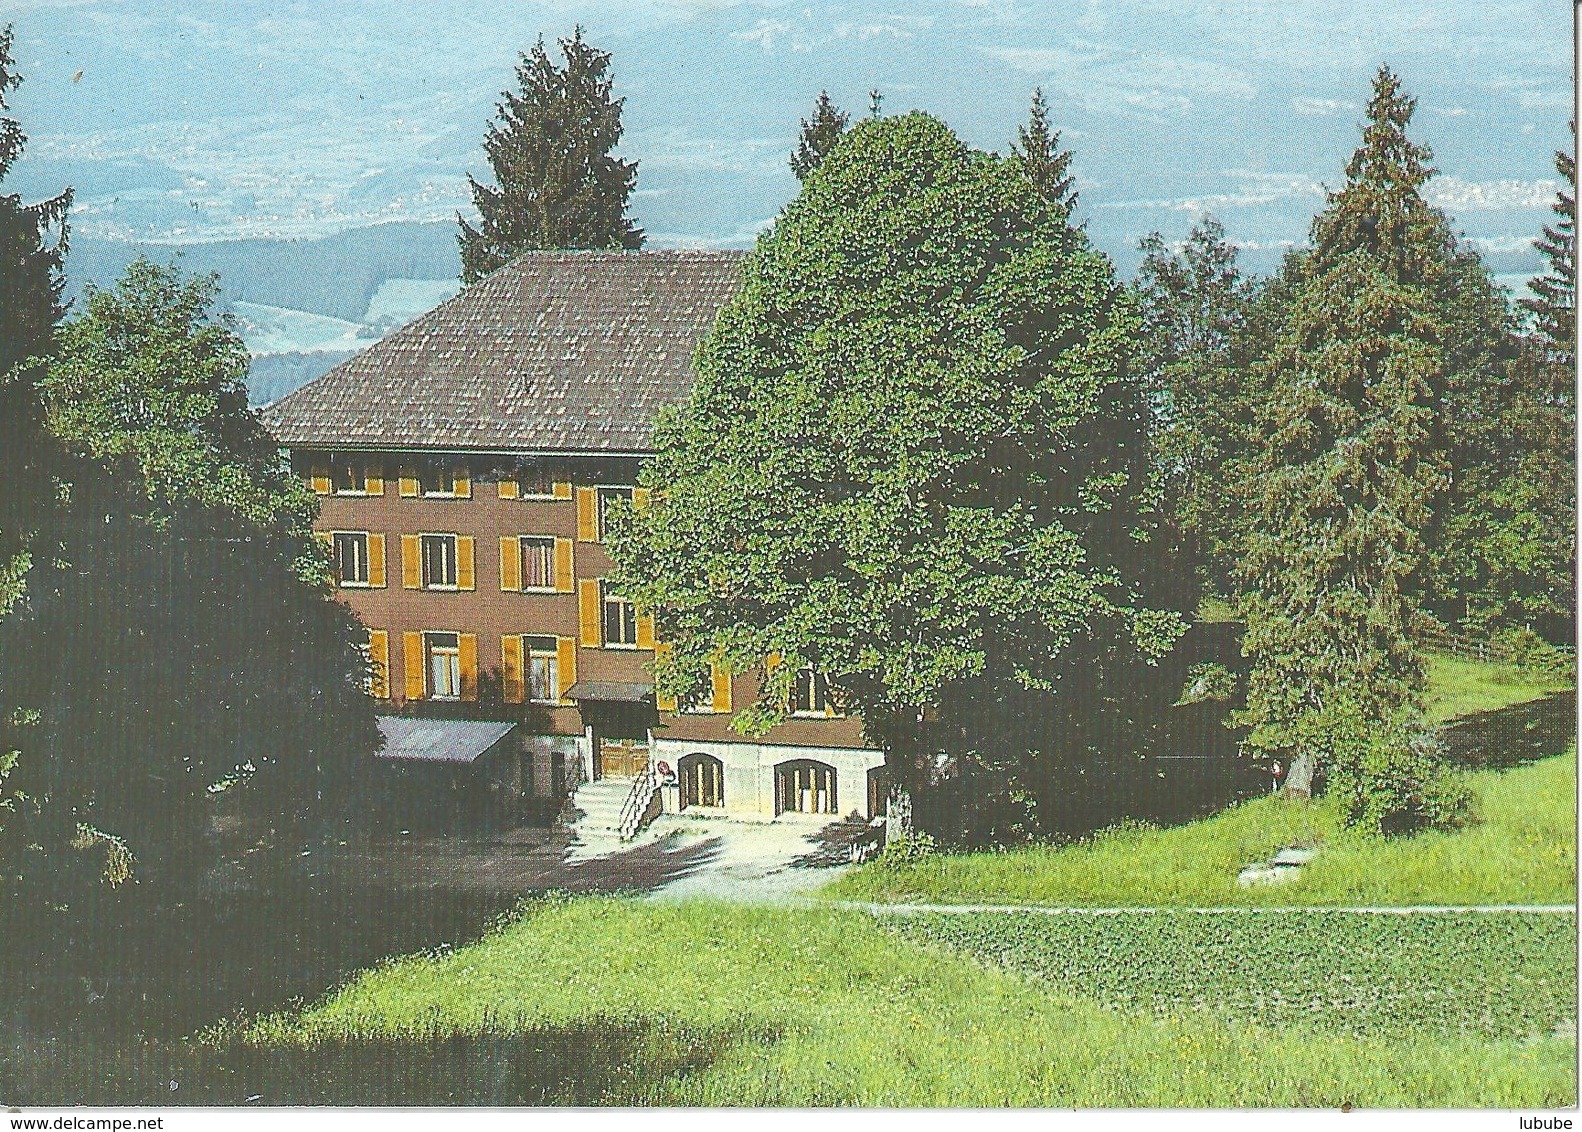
[789,91,850,182]
[1521,134,1575,360]
[1011,88,1078,217]
[458,28,642,284]
[1233,67,1461,828]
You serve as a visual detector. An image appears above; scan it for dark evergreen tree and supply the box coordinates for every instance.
[458,28,642,284]
[1011,88,1078,217]
[1521,133,1576,360]
[0,23,72,890]
[1232,67,1463,829]
[789,91,850,182]
[0,22,71,590]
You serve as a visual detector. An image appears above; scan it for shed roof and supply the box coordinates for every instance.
[375,716,517,765]
[259,249,747,455]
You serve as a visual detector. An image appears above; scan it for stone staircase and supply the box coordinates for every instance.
[569,778,634,839]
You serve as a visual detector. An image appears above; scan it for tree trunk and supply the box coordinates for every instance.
[1282,749,1315,799]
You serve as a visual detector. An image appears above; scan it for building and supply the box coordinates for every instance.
[260,250,887,822]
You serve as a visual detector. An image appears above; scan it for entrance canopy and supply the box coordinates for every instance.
[375,717,517,765]
[563,681,653,704]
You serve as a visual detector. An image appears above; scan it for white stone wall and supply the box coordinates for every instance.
[652,737,885,821]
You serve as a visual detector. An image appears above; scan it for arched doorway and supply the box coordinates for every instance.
[776,759,837,815]
[678,752,724,809]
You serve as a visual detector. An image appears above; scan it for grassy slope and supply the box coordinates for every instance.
[1424,654,1572,724]
[237,898,1574,1107]
[827,656,1576,908]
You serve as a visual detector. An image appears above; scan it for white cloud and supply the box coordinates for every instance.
[1427,176,1559,212]
[1466,234,1541,254]
[1291,97,1354,117]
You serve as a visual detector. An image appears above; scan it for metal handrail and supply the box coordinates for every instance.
[617,767,662,841]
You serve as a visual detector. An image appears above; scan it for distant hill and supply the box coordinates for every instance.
[247,351,361,407]
[67,220,461,323]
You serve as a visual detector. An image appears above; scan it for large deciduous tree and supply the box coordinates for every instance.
[609,113,1183,824]
[2,261,380,889]
[1132,215,1259,599]
[458,28,642,283]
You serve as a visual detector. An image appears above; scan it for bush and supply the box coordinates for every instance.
[1330,723,1471,836]
[1492,626,1575,682]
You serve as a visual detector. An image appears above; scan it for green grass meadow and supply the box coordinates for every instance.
[220,897,1574,1107]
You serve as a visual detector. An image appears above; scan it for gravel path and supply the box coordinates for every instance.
[814,899,1577,915]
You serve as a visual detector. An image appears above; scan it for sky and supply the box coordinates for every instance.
[8,0,1574,275]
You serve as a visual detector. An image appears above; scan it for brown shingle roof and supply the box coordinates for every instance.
[259,249,746,454]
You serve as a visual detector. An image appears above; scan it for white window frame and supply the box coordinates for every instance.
[596,485,635,540]
[332,456,370,496]
[420,532,459,590]
[332,530,371,587]
[511,462,559,500]
[791,667,837,718]
[523,634,560,705]
[419,462,458,498]
[601,581,640,649]
[519,536,557,593]
[424,631,462,701]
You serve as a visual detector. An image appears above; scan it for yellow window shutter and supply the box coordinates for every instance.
[553,538,574,593]
[368,534,387,588]
[498,478,519,500]
[499,537,520,592]
[552,481,573,500]
[710,660,733,713]
[453,467,471,499]
[459,633,478,701]
[313,531,333,551]
[401,535,421,589]
[633,487,652,510]
[367,630,389,699]
[364,464,384,495]
[578,580,601,647]
[501,635,524,704]
[456,536,475,590]
[403,632,425,700]
[654,642,677,712]
[398,468,419,497]
[636,610,656,651]
[575,487,598,541]
[765,652,786,709]
[556,636,577,702]
[310,465,331,495]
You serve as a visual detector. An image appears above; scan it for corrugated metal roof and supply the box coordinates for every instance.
[259,249,747,454]
[375,716,517,764]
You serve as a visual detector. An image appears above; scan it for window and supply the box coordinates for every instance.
[422,534,458,588]
[420,462,456,497]
[333,532,369,586]
[601,583,639,647]
[524,635,559,704]
[520,536,556,591]
[333,457,370,495]
[425,632,461,699]
[514,463,554,499]
[596,486,634,539]
[791,667,834,717]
